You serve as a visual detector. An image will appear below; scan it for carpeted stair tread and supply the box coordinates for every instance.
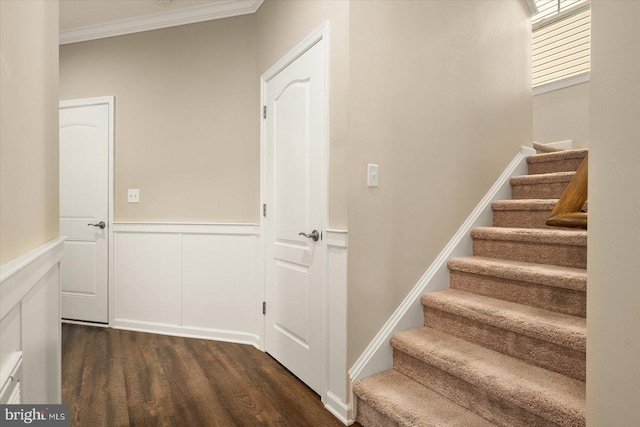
[471,227,587,245]
[448,257,587,292]
[391,327,585,426]
[527,149,588,175]
[421,289,585,352]
[354,370,496,427]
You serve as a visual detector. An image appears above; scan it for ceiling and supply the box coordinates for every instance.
[59,0,227,31]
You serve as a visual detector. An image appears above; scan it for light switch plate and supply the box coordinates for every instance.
[367,164,379,188]
[128,189,140,203]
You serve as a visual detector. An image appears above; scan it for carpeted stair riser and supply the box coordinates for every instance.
[354,370,496,427]
[471,228,587,269]
[393,351,556,427]
[527,149,588,175]
[449,269,586,317]
[391,328,585,427]
[492,199,558,228]
[510,172,573,199]
[356,398,402,427]
[422,308,585,381]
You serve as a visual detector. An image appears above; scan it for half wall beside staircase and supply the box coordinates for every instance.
[353,148,588,426]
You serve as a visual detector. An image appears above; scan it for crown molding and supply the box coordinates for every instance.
[59,0,264,45]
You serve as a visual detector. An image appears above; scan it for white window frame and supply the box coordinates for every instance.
[532,0,591,95]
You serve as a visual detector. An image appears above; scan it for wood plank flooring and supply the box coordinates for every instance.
[62,324,357,427]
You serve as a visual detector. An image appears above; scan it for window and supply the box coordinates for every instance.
[532,0,591,93]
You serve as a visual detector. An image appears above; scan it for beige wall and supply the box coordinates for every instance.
[587,1,640,424]
[0,0,59,264]
[256,0,350,229]
[60,15,259,223]
[346,0,533,365]
[534,82,590,148]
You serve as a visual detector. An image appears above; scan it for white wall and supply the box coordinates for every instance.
[346,0,533,367]
[60,15,259,224]
[0,0,59,264]
[534,82,590,148]
[587,1,640,425]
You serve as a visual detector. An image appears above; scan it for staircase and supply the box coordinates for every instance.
[353,148,588,427]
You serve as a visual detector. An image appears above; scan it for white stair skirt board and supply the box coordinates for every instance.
[112,223,261,347]
[348,146,536,392]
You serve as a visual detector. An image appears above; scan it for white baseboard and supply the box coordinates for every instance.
[324,390,353,425]
[62,319,108,328]
[112,319,260,348]
[348,146,535,385]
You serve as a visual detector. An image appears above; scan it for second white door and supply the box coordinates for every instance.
[59,98,111,323]
[263,38,326,394]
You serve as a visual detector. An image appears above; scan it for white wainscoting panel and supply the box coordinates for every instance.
[114,232,182,326]
[182,234,258,340]
[0,237,65,404]
[112,223,260,346]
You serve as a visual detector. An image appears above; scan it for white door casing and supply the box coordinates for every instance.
[59,97,113,323]
[263,36,327,394]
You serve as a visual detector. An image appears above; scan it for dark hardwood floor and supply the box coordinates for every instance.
[62,324,359,427]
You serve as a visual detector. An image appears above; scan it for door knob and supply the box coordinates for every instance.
[298,230,320,242]
[88,221,106,230]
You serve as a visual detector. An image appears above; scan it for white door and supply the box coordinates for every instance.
[59,98,111,323]
[264,39,326,394]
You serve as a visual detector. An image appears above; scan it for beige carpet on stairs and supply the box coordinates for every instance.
[354,147,588,427]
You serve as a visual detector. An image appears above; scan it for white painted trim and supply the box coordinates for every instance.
[113,222,260,235]
[61,319,109,328]
[533,72,590,96]
[60,96,115,326]
[59,0,264,45]
[348,147,535,385]
[112,319,260,348]
[326,229,348,248]
[525,0,539,16]
[0,237,66,320]
[324,391,353,426]
[261,23,327,82]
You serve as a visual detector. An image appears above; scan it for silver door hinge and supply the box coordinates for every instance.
[263,105,267,119]
[262,301,266,315]
[263,203,267,217]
